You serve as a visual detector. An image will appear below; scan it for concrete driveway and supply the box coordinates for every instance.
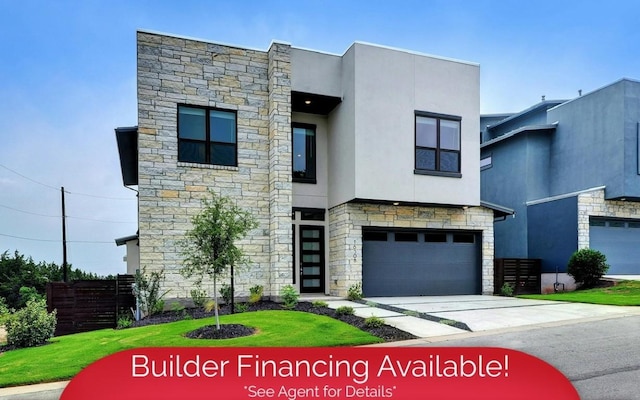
[363,295,640,332]
[326,295,640,338]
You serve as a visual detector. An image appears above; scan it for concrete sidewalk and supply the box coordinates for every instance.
[0,381,67,400]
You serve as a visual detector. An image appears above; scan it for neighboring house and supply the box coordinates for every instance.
[115,234,139,275]
[481,78,640,292]
[115,30,511,300]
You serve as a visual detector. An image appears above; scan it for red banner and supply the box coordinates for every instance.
[60,347,578,399]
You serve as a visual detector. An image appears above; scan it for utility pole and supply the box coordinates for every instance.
[61,187,68,282]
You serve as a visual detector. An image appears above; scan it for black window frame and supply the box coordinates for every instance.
[177,104,238,167]
[414,111,462,178]
[292,122,317,184]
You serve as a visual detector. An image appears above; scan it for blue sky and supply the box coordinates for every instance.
[1,0,639,276]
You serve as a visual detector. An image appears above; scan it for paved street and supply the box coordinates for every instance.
[408,314,640,400]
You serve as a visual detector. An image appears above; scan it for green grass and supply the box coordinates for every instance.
[0,310,381,387]
[519,280,640,306]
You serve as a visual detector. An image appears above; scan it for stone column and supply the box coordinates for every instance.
[267,41,293,296]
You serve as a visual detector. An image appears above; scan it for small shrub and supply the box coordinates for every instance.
[568,248,610,289]
[365,301,378,307]
[190,286,208,308]
[18,286,43,308]
[280,285,299,310]
[335,306,355,316]
[116,314,133,330]
[312,300,328,308]
[234,303,249,313]
[5,299,57,348]
[347,282,363,301]
[134,268,170,316]
[364,316,385,328]
[170,302,185,313]
[248,285,263,304]
[219,283,232,305]
[500,282,514,297]
[0,296,12,325]
[204,299,218,313]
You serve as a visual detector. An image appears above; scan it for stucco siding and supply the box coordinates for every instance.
[348,43,480,206]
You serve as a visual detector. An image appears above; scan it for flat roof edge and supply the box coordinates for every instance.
[481,123,558,148]
[526,186,606,206]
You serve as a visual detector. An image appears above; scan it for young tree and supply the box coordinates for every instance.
[179,192,258,329]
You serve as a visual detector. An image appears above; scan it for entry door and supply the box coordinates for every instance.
[299,226,325,293]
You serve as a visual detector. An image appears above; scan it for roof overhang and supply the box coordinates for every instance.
[292,91,341,115]
[480,200,515,220]
[481,123,558,149]
[115,126,138,186]
[115,234,139,246]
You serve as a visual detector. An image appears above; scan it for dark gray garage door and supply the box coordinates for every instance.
[589,218,640,274]
[362,229,481,297]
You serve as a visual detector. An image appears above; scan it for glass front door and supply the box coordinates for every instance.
[299,226,324,293]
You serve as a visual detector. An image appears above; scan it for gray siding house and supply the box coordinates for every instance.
[116,30,510,300]
[481,79,640,292]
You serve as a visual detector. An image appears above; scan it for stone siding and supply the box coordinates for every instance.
[577,188,640,249]
[328,203,495,296]
[136,32,291,298]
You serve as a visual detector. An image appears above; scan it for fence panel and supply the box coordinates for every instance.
[46,275,135,336]
[494,258,541,295]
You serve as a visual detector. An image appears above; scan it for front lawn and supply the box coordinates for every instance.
[519,280,640,306]
[0,310,381,387]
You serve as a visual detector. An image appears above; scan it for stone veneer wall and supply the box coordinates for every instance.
[328,203,495,296]
[577,188,640,249]
[267,43,294,294]
[137,31,292,299]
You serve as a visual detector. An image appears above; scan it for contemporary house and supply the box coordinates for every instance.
[116,30,511,300]
[481,78,640,292]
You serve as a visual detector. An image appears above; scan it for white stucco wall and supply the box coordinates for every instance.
[350,43,480,206]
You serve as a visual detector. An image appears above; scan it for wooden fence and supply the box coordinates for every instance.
[46,275,135,336]
[494,258,541,295]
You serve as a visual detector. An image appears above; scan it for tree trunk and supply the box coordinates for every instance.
[213,274,220,330]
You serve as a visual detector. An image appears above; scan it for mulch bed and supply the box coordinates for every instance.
[132,300,417,342]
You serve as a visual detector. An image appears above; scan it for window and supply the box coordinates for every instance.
[453,233,475,243]
[425,233,447,243]
[292,123,316,183]
[415,112,461,175]
[178,105,237,166]
[394,232,418,242]
[480,155,492,170]
[363,231,388,241]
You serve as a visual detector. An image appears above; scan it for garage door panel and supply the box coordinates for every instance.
[590,221,640,274]
[362,230,480,297]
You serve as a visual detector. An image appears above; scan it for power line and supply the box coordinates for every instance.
[67,215,136,224]
[0,232,115,244]
[0,203,59,218]
[0,203,136,224]
[0,232,59,242]
[0,164,59,190]
[0,163,136,201]
[65,190,135,201]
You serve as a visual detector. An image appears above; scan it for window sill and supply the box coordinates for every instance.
[414,169,462,178]
[178,162,239,171]
[293,178,317,184]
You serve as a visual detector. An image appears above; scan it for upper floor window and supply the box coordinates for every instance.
[178,105,237,166]
[415,111,461,176]
[292,123,316,183]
